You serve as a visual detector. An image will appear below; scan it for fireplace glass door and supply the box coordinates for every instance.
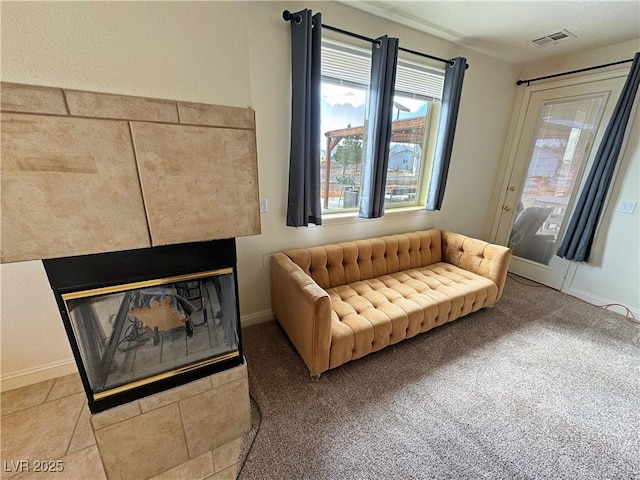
[62,269,239,399]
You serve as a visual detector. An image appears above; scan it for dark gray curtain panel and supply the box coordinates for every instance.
[426,57,467,211]
[359,36,399,219]
[286,9,322,227]
[557,52,640,262]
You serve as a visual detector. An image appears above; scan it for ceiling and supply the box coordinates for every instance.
[341,1,640,65]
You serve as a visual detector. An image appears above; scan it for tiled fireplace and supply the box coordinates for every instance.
[1,82,260,479]
[90,363,250,479]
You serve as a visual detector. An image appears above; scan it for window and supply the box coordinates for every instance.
[320,42,445,213]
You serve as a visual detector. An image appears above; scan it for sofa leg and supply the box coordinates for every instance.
[310,374,321,381]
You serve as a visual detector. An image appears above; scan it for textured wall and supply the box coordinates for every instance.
[0,1,252,106]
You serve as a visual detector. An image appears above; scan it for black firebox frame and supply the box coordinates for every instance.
[43,239,244,414]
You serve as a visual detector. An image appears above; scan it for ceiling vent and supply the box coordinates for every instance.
[531,29,576,47]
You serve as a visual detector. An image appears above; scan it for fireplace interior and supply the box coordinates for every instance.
[43,238,243,413]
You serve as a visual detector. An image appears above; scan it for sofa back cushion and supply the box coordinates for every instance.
[284,229,442,289]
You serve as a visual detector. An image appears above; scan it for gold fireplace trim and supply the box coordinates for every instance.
[93,351,241,400]
[61,268,233,300]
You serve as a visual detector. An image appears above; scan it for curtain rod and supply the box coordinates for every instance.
[517,58,635,86]
[282,10,460,68]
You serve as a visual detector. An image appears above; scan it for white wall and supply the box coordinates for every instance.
[498,39,640,315]
[0,1,519,389]
[0,261,74,387]
[238,0,520,317]
[0,1,252,106]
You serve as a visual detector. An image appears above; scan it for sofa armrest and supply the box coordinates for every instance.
[441,231,512,300]
[270,252,332,376]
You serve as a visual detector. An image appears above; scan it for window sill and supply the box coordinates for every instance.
[320,205,428,226]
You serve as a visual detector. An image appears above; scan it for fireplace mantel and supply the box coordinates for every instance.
[0,82,260,263]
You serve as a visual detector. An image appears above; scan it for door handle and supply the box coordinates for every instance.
[503,205,512,211]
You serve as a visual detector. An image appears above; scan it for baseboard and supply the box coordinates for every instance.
[1,358,78,393]
[564,287,640,319]
[241,309,274,327]
[1,309,276,392]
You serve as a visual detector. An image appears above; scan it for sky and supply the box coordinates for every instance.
[321,83,428,136]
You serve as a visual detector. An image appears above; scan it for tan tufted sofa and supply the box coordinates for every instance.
[271,229,511,378]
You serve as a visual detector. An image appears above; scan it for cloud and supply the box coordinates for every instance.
[322,84,426,116]
[322,84,366,107]
[394,97,426,113]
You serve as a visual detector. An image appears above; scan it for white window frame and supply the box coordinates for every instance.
[320,41,445,216]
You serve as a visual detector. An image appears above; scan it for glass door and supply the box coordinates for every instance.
[494,76,625,288]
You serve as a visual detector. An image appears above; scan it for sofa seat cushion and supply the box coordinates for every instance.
[326,262,499,369]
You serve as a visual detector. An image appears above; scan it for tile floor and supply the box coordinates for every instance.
[1,374,106,479]
[1,373,245,480]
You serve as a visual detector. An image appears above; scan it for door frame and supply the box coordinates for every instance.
[489,68,632,289]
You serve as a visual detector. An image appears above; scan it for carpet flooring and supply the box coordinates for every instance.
[237,276,640,479]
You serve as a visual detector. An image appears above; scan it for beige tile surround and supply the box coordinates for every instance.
[1,375,103,480]
[1,112,151,261]
[0,82,260,263]
[1,364,249,479]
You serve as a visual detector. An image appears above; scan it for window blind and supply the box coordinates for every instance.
[321,42,444,101]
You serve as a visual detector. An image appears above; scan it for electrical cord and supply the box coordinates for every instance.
[507,273,639,324]
[235,391,262,479]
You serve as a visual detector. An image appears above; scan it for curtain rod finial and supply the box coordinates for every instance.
[283,10,302,23]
